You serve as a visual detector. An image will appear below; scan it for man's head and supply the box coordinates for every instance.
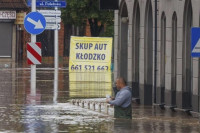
[116,77,126,90]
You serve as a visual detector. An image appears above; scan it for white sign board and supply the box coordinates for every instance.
[37,10,61,16]
[45,17,61,23]
[0,11,16,19]
[46,23,60,30]
[37,10,61,30]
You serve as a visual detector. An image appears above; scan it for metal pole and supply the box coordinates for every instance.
[31,0,36,97]
[53,68,58,104]
[53,0,59,104]
[154,0,157,103]
[54,0,58,69]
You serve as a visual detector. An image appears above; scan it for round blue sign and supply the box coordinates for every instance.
[24,12,46,35]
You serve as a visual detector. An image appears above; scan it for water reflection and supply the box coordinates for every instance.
[0,65,200,132]
[24,105,45,133]
[69,72,112,98]
[114,119,132,133]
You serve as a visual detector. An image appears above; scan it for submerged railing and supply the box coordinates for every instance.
[70,99,114,115]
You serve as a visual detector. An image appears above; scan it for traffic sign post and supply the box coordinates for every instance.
[37,8,61,69]
[27,0,63,76]
[191,27,200,57]
[54,0,59,70]
[30,0,37,103]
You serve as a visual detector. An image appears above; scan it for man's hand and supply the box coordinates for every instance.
[106,98,111,103]
[110,96,115,100]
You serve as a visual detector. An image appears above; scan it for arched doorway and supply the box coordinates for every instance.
[142,0,153,105]
[118,1,128,80]
[182,0,193,109]
[132,0,140,99]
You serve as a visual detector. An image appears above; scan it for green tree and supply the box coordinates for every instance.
[61,0,114,37]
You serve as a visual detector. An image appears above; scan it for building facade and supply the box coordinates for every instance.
[0,0,67,66]
[0,0,28,63]
[114,0,200,113]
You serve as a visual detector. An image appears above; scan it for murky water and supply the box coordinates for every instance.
[0,63,199,133]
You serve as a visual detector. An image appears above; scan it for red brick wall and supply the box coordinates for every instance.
[85,20,91,37]
[23,26,31,61]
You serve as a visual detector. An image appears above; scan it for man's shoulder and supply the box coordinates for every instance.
[121,87,132,94]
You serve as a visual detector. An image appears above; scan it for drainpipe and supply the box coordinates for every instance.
[154,0,158,103]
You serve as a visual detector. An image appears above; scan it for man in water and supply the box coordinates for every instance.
[106,77,132,119]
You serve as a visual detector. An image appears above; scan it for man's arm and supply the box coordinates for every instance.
[108,91,128,106]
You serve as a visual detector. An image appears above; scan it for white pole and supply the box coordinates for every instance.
[31,0,36,97]
[53,68,58,104]
[53,0,59,104]
[54,0,59,69]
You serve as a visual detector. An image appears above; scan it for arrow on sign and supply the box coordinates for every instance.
[27,17,44,29]
[192,39,200,53]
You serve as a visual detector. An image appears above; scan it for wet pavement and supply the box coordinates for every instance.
[0,63,200,133]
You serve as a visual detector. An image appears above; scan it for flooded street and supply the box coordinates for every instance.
[0,63,199,133]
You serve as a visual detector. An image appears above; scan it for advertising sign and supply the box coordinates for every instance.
[15,12,26,24]
[69,36,113,98]
[69,36,113,73]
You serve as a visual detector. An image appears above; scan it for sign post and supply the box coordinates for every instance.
[55,1,58,69]
[31,0,37,100]
[24,0,46,101]
[35,0,66,69]
[54,0,59,104]
[37,9,60,68]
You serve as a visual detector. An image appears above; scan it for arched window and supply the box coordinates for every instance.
[182,0,193,109]
[132,0,140,98]
[143,0,153,105]
[118,1,128,80]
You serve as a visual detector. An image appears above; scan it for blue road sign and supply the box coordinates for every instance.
[191,27,200,57]
[24,12,46,35]
[27,1,67,8]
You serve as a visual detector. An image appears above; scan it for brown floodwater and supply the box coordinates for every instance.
[0,63,199,133]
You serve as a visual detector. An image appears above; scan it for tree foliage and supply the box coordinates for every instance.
[61,0,114,37]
